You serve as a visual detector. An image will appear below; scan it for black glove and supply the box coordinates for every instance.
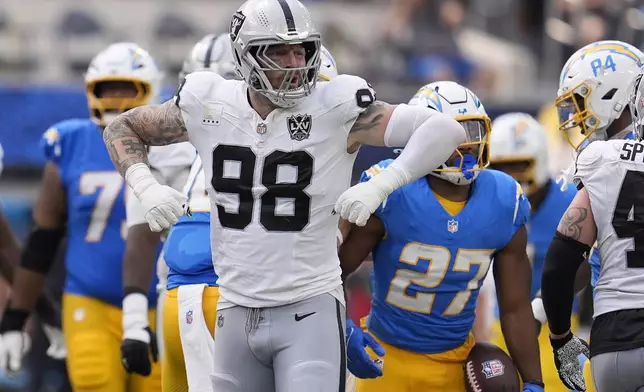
[120,326,158,376]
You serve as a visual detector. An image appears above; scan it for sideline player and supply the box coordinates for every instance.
[340,82,544,392]
[101,1,467,390]
[485,112,598,392]
[0,43,164,392]
[541,40,644,392]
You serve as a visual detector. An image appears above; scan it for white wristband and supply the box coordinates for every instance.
[122,292,149,328]
[366,162,412,198]
[125,163,158,199]
[531,297,547,324]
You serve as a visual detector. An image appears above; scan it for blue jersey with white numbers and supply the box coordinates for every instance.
[362,160,530,354]
[41,119,159,307]
[164,157,217,290]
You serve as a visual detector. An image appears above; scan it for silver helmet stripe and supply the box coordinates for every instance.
[276,0,297,32]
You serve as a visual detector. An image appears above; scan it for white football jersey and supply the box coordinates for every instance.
[176,71,375,308]
[574,139,644,317]
[125,142,196,290]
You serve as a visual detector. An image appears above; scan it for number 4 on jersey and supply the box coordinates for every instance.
[612,170,644,268]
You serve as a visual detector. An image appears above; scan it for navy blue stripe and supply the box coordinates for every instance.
[335,299,346,392]
[276,0,296,32]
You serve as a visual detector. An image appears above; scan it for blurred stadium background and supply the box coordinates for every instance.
[0,0,641,390]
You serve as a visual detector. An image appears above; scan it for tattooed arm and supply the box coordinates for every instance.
[556,188,597,247]
[103,100,188,176]
[541,187,596,336]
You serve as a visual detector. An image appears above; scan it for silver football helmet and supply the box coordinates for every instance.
[179,33,239,83]
[229,0,322,108]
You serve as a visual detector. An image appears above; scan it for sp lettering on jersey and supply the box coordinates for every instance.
[230,11,246,42]
[482,360,505,379]
[447,219,459,233]
[620,141,644,162]
[287,114,312,141]
[202,103,223,126]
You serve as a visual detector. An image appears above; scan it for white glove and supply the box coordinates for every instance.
[126,163,188,232]
[42,324,66,360]
[335,163,410,227]
[0,331,30,372]
[335,181,386,227]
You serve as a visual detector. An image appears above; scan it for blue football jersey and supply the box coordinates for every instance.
[528,180,577,298]
[361,160,530,354]
[164,156,217,290]
[41,119,159,307]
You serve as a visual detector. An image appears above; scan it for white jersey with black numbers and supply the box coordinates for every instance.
[574,139,644,317]
[176,71,377,308]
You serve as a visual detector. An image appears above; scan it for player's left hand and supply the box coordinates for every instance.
[522,382,545,392]
[121,293,158,376]
[334,182,386,226]
[550,331,590,391]
[346,319,385,379]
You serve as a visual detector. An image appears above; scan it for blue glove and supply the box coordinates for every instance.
[346,319,385,379]
[522,382,545,392]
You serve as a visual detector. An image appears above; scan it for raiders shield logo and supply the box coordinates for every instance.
[287,114,312,141]
[230,11,246,42]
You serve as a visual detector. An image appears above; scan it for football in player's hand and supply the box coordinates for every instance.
[464,342,521,392]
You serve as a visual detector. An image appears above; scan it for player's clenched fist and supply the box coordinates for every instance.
[334,181,386,226]
[0,308,31,372]
[126,163,187,232]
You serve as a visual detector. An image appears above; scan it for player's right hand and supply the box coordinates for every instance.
[138,183,187,232]
[0,308,31,372]
[346,319,385,379]
[550,331,590,391]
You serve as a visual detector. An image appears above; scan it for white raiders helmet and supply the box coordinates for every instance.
[179,33,239,83]
[409,81,491,185]
[556,40,644,151]
[229,0,322,108]
[630,71,644,141]
[489,113,549,195]
[84,42,163,127]
[318,45,338,81]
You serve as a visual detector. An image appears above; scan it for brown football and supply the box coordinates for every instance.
[464,342,521,392]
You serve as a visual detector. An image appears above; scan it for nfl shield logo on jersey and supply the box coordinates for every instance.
[185,310,193,324]
[287,114,312,141]
[482,360,505,379]
[447,219,459,233]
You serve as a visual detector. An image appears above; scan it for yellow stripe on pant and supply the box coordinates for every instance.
[161,286,219,392]
[62,293,161,392]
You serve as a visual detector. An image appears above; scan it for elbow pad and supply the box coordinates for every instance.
[21,227,65,274]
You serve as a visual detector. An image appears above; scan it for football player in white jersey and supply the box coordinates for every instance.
[541,40,644,392]
[101,0,466,390]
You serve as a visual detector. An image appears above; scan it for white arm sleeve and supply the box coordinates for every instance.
[379,104,466,183]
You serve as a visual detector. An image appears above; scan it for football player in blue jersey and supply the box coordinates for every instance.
[0,43,164,392]
[487,112,599,392]
[339,81,544,392]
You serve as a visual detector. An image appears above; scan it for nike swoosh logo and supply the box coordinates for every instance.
[294,312,316,322]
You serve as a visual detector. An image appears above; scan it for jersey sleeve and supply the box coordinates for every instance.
[323,74,377,130]
[573,140,604,188]
[148,142,196,190]
[39,121,79,177]
[511,182,531,235]
[360,159,394,217]
[175,71,224,131]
